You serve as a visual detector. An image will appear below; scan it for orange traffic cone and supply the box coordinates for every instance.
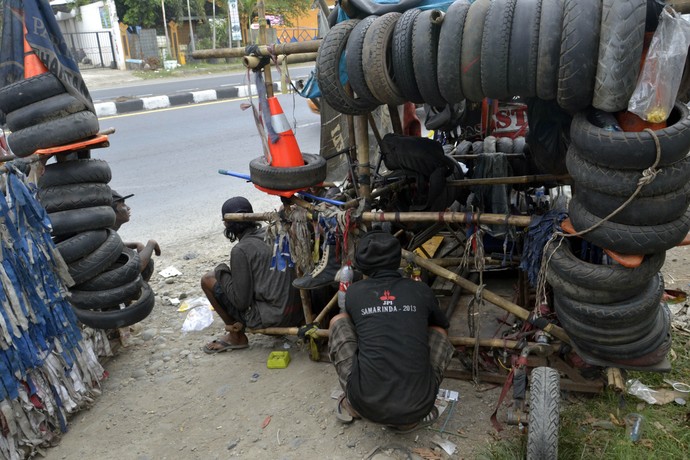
[267,96,304,168]
[23,25,49,78]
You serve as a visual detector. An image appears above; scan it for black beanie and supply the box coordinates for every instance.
[222,197,253,216]
[354,230,401,274]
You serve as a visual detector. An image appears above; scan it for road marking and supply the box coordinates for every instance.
[98,98,241,120]
[135,93,153,97]
[176,88,198,92]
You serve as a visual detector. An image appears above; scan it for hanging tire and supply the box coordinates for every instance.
[507,0,542,98]
[557,0,602,113]
[555,296,662,346]
[38,182,113,213]
[317,20,378,115]
[75,247,141,291]
[569,195,690,254]
[7,111,100,158]
[56,229,109,265]
[592,0,646,112]
[249,153,327,191]
[412,9,446,108]
[49,205,116,237]
[576,182,690,226]
[565,145,690,198]
[544,237,665,297]
[547,268,644,304]
[610,331,672,367]
[460,0,491,102]
[437,0,471,104]
[553,273,663,330]
[69,275,142,310]
[68,229,124,285]
[527,367,560,460]
[38,158,112,188]
[392,8,424,104]
[536,0,565,100]
[570,101,690,170]
[346,16,382,108]
[480,0,516,100]
[6,93,87,132]
[0,73,65,114]
[72,280,155,330]
[363,13,406,106]
[571,303,671,360]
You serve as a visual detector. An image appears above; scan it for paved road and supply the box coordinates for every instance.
[92,93,320,248]
[89,65,314,102]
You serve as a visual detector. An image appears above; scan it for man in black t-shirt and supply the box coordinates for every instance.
[328,230,455,432]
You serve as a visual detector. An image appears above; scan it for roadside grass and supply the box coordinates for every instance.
[479,331,690,459]
[132,59,245,79]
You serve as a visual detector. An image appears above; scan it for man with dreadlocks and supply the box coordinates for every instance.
[201,197,304,353]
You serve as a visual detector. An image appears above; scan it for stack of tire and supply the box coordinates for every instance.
[0,71,155,330]
[37,159,155,330]
[315,0,687,367]
[545,239,672,367]
[316,0,644,115]
[0,73,100,157]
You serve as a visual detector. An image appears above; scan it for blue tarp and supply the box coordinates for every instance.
[0,0,94,112]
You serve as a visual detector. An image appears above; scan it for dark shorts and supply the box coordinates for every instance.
[328,317,455,392]
[213,281,249,326]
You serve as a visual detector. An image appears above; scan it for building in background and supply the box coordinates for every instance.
[50,0,126,70]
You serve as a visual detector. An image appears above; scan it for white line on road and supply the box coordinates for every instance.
[135,94,153,97]
[176,88,198,92]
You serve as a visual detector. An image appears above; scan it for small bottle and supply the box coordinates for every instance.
[337,264,353,313]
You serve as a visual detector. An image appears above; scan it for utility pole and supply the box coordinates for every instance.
[186,0,195,53]
[212,0,216,49]
[161,0,172,59]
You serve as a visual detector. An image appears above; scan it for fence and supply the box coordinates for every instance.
[62,31,116,69]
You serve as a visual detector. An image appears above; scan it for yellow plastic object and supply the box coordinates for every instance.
[267,351,291,369]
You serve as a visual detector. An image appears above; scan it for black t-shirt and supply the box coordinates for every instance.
[345,270,450,425]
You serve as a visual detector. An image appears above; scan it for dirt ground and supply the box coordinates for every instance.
[43,230,689,460]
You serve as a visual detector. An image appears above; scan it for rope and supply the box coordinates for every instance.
[286,206,313,274]
[533,234,564,310]
[561,128,663,238]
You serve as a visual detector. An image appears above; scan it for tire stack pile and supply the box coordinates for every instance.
[315,0,689,367]
[0,73,155,330]
[37,160,155,330]
[0,73,99,157]
[316,0,645,114]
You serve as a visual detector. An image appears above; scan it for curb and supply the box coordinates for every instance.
[95,81,294,117]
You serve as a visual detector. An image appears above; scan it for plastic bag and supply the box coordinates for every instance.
[181,302,214,332]
[626,379,659,404]
[628,8,690,122]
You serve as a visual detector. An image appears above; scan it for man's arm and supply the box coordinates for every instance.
[125,239,161,271]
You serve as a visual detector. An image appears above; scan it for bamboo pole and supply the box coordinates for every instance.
[450,337,557,352]
[313,292,339,325]
[191,40,322,59]
[276,52,318,65]
[402,249,571,344]
[447,174,572,187]
[363,211,532,226]
[224,210,533,227]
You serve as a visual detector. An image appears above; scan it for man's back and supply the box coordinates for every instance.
[345,270,448,425]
